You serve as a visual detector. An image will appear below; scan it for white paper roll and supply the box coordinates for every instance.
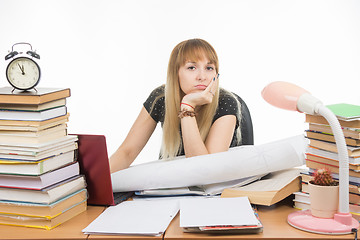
[111,135,307,192]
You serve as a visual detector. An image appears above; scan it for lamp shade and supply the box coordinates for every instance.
[261,81,323,115]
[261,81,309,112]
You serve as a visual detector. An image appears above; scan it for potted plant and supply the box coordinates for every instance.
[308,168,339,218]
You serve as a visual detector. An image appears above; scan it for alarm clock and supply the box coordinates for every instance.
[5,42,41,91]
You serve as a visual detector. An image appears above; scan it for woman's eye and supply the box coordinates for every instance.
[207,66,214,71]
[187,66,196,70]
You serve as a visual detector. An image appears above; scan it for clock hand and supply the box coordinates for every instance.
[17,63,25,75]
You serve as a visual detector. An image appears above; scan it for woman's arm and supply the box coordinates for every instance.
[180,114,236,158]
[109,107,157,173]
[180,75,236,157]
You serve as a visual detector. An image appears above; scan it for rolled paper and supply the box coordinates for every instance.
[111,135,307,192]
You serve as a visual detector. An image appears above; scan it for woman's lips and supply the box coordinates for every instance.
[195,85,207,90]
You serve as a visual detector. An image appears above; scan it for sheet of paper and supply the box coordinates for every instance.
[180,197,259,228]
[112,135,307,192]
[136,187,205,196]
[136,174,266,197]
[132,195,214,202]
[82,200,179,236]
[203,174,267,195]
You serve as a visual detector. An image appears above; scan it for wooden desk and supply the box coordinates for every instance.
[0,206,105,240]
[163,197,357,240]
[0,199,357,240]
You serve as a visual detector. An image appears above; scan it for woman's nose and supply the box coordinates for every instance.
[196,69,207,81]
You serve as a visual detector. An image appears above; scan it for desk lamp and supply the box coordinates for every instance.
[261,81,359,234]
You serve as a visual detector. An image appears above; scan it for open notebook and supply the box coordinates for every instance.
[75,134,133,206]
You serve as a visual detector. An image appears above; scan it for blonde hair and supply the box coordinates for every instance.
[160,39,220,160]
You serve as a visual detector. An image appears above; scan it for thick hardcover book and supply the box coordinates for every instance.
[0,135,77,152]
[0,175,86,204]
[0,120,67,132]
[305,114,360,129]
[75,134,115,206]
[0,87,70,105]
[306,153,360,170]
[326,103,360,121]
[0,106,67,121]
[0,140,77,161]
[0,128,66,144]
[0,125,68,146]
[0,122,66,137]
[0,114,69,128]
[0,150,76,175]
[0,161,79,190]
[308,123,360,140]
[0,200,86,230]
[306,130,360,147]
[221,168,301,206]
[0,189,87,218]
[0,98,66,111]
[306,159,360,178]
[309,139,360,157]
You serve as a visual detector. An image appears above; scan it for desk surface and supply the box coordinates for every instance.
[0,198,357,240]
[164,197,356,240]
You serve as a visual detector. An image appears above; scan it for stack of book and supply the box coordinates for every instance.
[293,103,360,220]
[0,87,87,230]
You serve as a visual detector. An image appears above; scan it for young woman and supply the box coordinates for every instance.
[109,39,245,173]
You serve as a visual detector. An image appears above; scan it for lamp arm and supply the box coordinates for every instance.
[317,105,349,214]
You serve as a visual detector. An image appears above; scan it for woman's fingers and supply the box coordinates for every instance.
[206,73,218,97]
[205,79,214,94]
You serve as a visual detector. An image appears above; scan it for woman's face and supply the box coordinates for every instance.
[178,57,217,95]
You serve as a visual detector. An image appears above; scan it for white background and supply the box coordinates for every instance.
[0,0,359,166]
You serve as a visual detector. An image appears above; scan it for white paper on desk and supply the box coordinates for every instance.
[135,174,266,196]
[82,200,179,236]
[202,174,268,195]
[112,135,307,192]
[180,197,259,227]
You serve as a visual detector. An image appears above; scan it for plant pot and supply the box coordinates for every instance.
[308,182,339,218]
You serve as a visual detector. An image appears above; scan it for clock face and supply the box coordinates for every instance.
[6,57,40,90]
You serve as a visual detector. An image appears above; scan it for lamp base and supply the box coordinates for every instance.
[288,210,359,235]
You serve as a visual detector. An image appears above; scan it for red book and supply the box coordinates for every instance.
[76,134,115,206]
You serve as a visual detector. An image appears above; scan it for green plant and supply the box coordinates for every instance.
[310,168,338,186]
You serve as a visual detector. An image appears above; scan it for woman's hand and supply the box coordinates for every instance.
[181,74,218,109]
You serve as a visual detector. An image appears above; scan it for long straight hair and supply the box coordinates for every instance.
[160,39,220,160]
